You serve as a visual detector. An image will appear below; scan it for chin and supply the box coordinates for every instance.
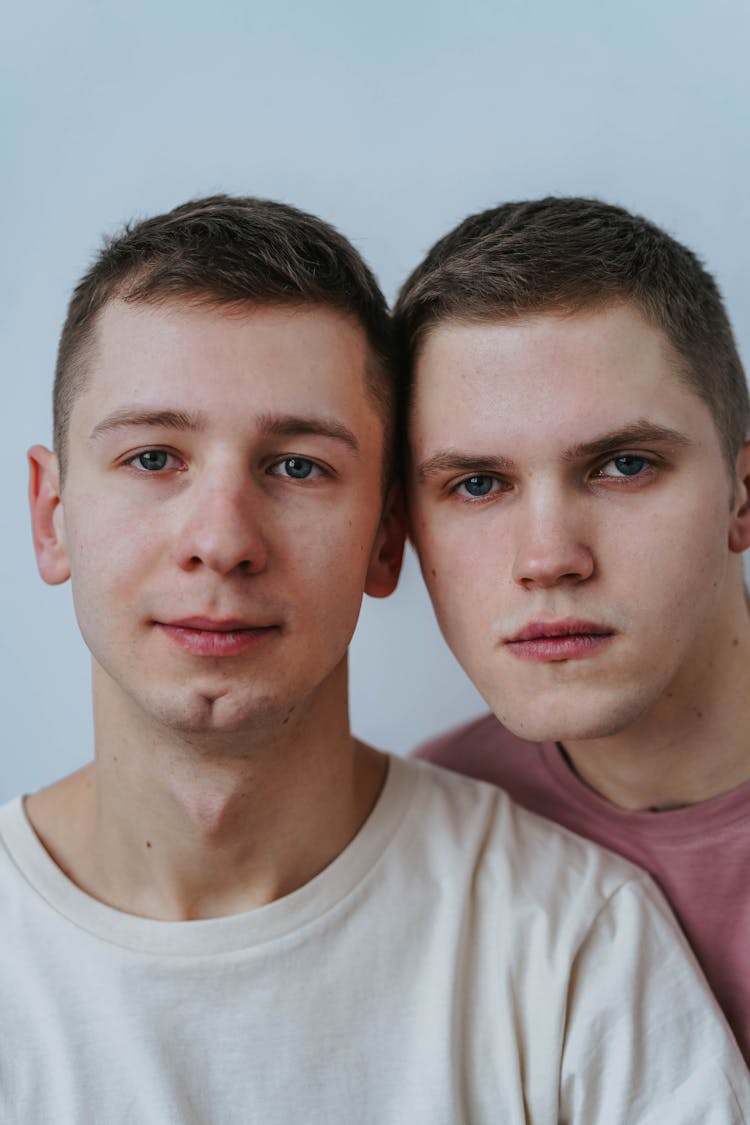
[148,687,287,738]
[488,689,650,744]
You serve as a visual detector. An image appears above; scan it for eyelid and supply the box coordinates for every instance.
[592,452,657,478]
[450,472,508,500]
[266,455,328,479]
[123,446,184,471]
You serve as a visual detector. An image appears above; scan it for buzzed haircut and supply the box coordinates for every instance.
[54,194,396,481]
[394,196,750,470]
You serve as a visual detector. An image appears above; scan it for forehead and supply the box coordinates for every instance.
[77,299,376,423]
[411,304,715,455]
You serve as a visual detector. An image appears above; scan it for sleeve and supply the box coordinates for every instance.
[559,876,750,1125]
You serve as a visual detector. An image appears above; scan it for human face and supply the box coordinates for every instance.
[30,301,403,737]
[408,303,748,742]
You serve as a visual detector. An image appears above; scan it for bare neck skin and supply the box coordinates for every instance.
[562,576,750,811]
[25,658,387,921]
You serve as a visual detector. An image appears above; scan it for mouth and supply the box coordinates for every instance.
[156,617,281,657]
[504,619,615,663]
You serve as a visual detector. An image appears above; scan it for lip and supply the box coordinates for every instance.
[157,617,281,657]
[505,619,615,663]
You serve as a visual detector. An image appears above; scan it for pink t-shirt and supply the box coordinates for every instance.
[416,713,750,1063]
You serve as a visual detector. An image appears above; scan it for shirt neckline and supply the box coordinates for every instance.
[0,754,416,956]
[537,737,750,840]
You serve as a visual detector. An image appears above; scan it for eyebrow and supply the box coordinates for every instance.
[416,451,514,482]
[89,408,207,440]
[255,413,360,455]
[415,420,693,482]
[89,407,360,454]
[561,421,694,461]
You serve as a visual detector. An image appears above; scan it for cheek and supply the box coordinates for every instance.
[414,520,491,636]
[281,510,380,596]
[65,499,160,603]
[412,518,446,591]
[660,531,729,626]
[596,494,731,651]
[633,493,728,586]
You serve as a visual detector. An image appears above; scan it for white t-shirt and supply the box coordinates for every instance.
[0,756,746,1124]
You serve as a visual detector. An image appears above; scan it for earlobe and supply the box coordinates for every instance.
[28,445,71,585]
[728,439,750,554]
[364,484,407,599]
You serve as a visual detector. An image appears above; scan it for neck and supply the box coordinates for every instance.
[563,588,750,811]
[26,661,388,920]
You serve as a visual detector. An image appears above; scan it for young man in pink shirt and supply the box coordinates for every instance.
[395,196,750,1061]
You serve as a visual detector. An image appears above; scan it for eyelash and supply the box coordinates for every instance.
[125,449,183,473]
[267,457,327,481]
[591,454,657,481]
[451,475,507,502]
[123,449,329,481]
[450,454,658,502]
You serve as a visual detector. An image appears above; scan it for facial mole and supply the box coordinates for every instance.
[732,638,739,647]
[146,841,152,849]
[430,568,436,577]
[282,705,296,727]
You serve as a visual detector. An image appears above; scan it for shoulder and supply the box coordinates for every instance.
[0,796,27,856]
[396,755,651,925]
[414,711,514,761]
[413,712,552,791]
[0,796,38,908]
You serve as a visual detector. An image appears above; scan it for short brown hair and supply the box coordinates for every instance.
[395,196,749,469]
[54,194,396,479]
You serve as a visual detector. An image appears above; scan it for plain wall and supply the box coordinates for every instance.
[2,0,749,801]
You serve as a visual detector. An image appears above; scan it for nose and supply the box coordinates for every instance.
[511,487,594,590]
[174,469,268,577]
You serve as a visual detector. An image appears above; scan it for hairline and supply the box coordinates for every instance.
[408,294,746,478]
[56,289,396,490]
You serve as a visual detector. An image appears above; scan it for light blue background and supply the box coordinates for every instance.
[2,0,749,801]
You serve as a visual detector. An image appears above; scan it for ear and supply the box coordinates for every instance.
[364,484,407,599]
[728,439,750,554]
[28,445,71,585]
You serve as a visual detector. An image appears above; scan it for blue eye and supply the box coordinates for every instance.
[136,450,169,471]
[281,458,315,479]
[609,456,647,477]
[267,456,325,482]
[460,475,495,498]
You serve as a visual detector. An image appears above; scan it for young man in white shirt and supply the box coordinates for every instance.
[6,194,748,1122]
[396,196,750,1063]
